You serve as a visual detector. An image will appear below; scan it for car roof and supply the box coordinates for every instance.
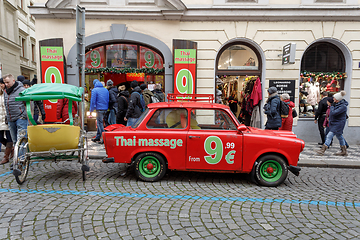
[147,102,230,109]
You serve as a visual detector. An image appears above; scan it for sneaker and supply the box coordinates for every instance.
[97,140,104,144]
[91,138,100,143]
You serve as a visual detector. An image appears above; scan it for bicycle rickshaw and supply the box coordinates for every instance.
[12,83,89,184]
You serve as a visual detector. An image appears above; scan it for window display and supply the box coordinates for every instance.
[106,44,137,68]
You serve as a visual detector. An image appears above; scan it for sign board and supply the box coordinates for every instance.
[39,38,65,122]
[173,39,197,98]
[85,46,105,68]
[269,80,295,103]
[282,43,296,65]
[140,46,163,69]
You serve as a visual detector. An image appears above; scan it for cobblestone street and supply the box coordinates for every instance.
[0,159,359,239]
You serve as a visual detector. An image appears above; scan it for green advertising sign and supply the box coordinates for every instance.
[40,47,64,61]
[174,49,196,64]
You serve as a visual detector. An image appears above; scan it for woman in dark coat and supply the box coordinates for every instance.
[316,91,348,156]
[264,87,282,130]
[116,89,130,125]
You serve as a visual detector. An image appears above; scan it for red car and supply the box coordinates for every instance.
[103,94,304,187]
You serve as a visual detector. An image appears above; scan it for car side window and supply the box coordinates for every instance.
[190,109,237,130]
[147,108,188,129]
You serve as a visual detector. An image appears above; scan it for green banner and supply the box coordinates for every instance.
[174,49,196,64]
[40,46,64,61]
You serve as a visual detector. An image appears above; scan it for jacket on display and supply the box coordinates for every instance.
[306,83,320,106]
[264,93,282,129]
[250,105,261,128]
[90,79,109,112]
[329,99,348,134]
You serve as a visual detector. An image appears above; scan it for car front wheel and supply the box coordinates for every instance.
[135,152,167,182]
[254,155,288,187]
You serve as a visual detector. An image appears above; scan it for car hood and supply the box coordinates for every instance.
[247,126,298,138]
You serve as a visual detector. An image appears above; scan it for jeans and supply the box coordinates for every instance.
[126,118,138,127]
[108,109,116,125]
[9,118,28,144]
[324,131,345,147]
[95,110,106,140]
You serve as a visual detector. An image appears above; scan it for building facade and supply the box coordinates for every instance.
[31,0,360,143]
[0,0,37,80]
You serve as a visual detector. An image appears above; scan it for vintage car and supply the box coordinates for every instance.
[103,94,304,187]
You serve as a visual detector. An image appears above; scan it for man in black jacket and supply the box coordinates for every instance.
[106,80,118,125]
[124,81,142,127]
[314,91,328,145]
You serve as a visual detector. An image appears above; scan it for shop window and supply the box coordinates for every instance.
[31,43,35,62]
[218,45,259,70]
[106,44,137,68]
[299,42,346,118]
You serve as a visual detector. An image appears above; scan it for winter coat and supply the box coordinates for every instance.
[329,99,348,135]
[142,89,154,107]
[117,90,129,125]
[153,89,165,102]
[323,106,330,128]
[90,79,109,112]
[108,86,119,111]
[314,97,328,121]
[279,100,295,131]
[0,93,9,130]
[4,81,27,122]
[125,86,142,119]
[56,98,78,124]
[33,101,46,117]
[264,93,282,129]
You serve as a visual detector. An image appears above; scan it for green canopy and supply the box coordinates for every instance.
[15,83,84,126]
[16,83,84,102]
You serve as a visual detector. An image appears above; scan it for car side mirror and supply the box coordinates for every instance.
[237,124,247,132]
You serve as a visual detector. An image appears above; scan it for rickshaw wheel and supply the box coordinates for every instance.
[14,138,30,185]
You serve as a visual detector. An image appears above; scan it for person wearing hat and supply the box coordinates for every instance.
[263,86,282,130]
[124,80,143,127]
[316,91,348,156]
[106,79,118,125]
[90,79,109,144]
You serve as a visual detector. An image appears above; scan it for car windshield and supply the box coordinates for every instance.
[132,108,149,128]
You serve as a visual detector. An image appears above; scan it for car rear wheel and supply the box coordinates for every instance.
[254,155,288,187]
[135,152,167,182]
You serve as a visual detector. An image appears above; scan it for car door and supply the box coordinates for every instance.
[186,109,243,171]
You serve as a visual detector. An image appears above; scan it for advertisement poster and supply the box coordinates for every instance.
[173,49,197,97]
[139,47,163,69]
[40,44,65,122]
[85,46,105,68]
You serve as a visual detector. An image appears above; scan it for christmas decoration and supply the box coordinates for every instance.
[300,71,347,79]
[84,67,164,75]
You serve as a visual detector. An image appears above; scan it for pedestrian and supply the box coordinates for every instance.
[3,74,28,145]
[17,75,25,83]
[140,83,154,107]
[56,98,78,124]
[263,86,281,130]
[124,80,142,127]
[228,95,238,116]
[314,91,328,145]
[116,85,129,125]
[316,91,348,156]
[152,84,165,102]
[0,78,13,165]
[279,93,295,131]
[106,79,118,125]
[90,79,109,144]
[23,80,46,124]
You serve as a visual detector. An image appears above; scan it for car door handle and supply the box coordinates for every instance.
[189,136,200,139]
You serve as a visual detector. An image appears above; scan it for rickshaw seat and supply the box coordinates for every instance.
[27,124,80,152]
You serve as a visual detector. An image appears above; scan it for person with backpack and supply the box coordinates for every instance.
[152,84,165,102]
[116,85,129,126]
[263,86,282,130]
[124,81,143,127]
[106,79,118,125]
[279,93,295,131]
[140,83,157,107]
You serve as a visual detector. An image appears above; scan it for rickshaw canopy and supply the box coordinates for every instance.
[16,83,84,102]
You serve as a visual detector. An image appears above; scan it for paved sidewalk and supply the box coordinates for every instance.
[86,131,360,169]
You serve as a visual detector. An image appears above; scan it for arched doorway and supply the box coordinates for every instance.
[215,41,263,127]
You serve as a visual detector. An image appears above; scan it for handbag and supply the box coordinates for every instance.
[292,108,298,118]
